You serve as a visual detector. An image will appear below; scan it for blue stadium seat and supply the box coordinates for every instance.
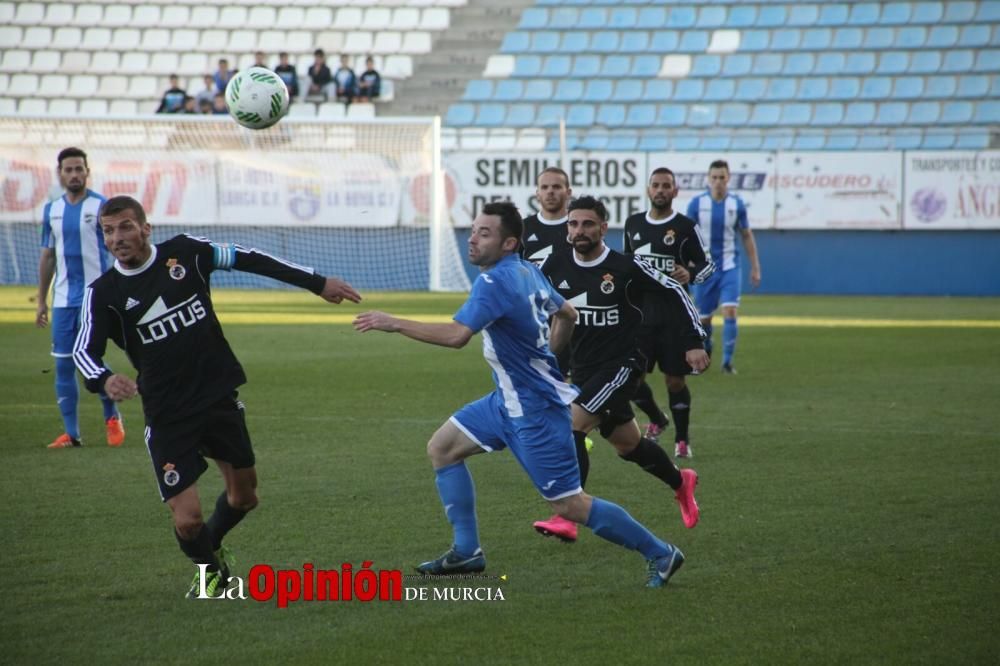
[688,104,718,126]
[864,27,895,49]
[941,50,974,73]
[927,26,959,48]
[760,134,794,150]
[909,51,942,74]
[781,103,813,125]
[874,102,908,125]
[445,104,474,126]
[520,8,548,30]
[757,5,787,27]
[767,78,797,100]
[815,53,847,76]
[650,31,680,52]
[719,103,750,126]
[657,104,687,126]
[991,75,1000,97]
[893,76,925,98]
[940,101,973,124]
[513,56,542,77]
[638,7,667,27]
[734,78,767,101]
[673,136,701,151]
[925,75,957,98]
[696,136,730,151]
[844,53,876,75]
[944,1,977,23]
[571,56,601,78]
[630,55,660,77]
[848,3,881,25]
[844,102,876,124]
[954,131,990,150]
[891,131,925,150]
[704,79,736,101]
[544,134,562,152]
[722,54,753,77]
[638,134,670,151]
[959,25,991,48]
[615,79,643,102]
[784,54,815,76]
[536,104,567,126]
[542,56,571,78]
[678,31,709,52]
[957,75,989,98]
[833,28,864,50]
[623,104,655,127]
[813,102,844,124]
[788,5,820,27]
[857,135,890,150]
[879,2,912,25]
[475,104,505,126]
[596,103,626,127]
[589,31,621,54]
[829,77,861,100]
[754,54,784,76]
[909,101,942,123]
[606,132,639,151]
[730,135,763,150]
[463,80,493,102]
[667,6,696,29]
[825,133,859,150]
[728,6,757,28]
[523,80,553,102]
[749,104,781,126]
[560,32,590,53]
[494,80,524,102]
[578,8,607,30]
[897,27,927,49]
[609,7,637,29]
[799,78,830,100]
[619,32,650,54]
[696,6,727,28]
[861,77,893,99]
[532,31,561,53]
[548,7,580,29]
[583,79,614,102]
[501,32,530,53]
[675,79,706,101]
[505,104,535,127]
[566,104,595,127]
[771,29,802,50]
[977,2,1000,21]
[740,30,771,51]
[554,79,583,102]
[600,56,630,78]
[793,134,827,150]
[921,132,956,149]
[579,130,609,151]
[644,80,674,102]
[802,28,833,49]
[691,55,722,77]
[912,2,944,23]
[877,52,909,75]
[974,50,1000,72]
[818,4,850,27]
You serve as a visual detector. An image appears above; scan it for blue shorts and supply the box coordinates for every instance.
[450,391,581,501]
[51,307,81,357]
[693,267,741,317]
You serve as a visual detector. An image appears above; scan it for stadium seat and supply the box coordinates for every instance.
[512,56,541,78]
[82,28,112,50]
[910,51,942,74]
[98,75,128,99]
[913,2,945,23]
[463,80,492,102]
[522,80,552,102]
[615,79,643,102]
[519,7,547,29]
[22,26,51,50]
[48,98,78,116]
[781,103,812,125]
[707,29,740,54]
[401,32,431,55]
[591,32,622,54]
[178,53,207,78]
[127,76,157,100]
[921,132,956,149]
[974,50,1000,72]
[673,136,702,151]
[861,77,893,99]
[890,130,924,150]
[160,6,189,29]
[958,75,990,98]
[660,55,691,78]
[927,26,959,48]
[940,101,974,124]
[895,26,927,49]
[857,134,891,149]
[638,134,670,151]
[445,104,474,126]
[606,132,639,151]
[19,98,47,115]
[89,52,120,75]
[287,103,317,118]
[766,78,797,101]
[825,133,859,150]
[739,30,770,51]
[651,30,680,53]
[483,56,515,78]
[619,33,650,54]
[753,54,784,76]
[41,3,73,27]
[679,31,709,53]
[335,7,363,30]
[421,8,450,31]
[7,73,37,97]
[802,28,833,49]
[610,7,637,29]
[818,4,850,26]
[554,79,583,102]
[865,28,896,49]
[623,104,655,128]
[505,104,535,127]
[761,134,794,150]
[583,79,614,103]
[734,78,767,101]
[691,55,722,77]
[600,56,630,78]
[701,135,732,151]
[813,102,845,125]
[675,79,705,102]
[560,32,590,53]
[217,6,247,30]
[845,53,877,75]
[945,1,977,23]
[730,135,763,150]
[541,56,571,78]
[771,29,802,50]
[494,80,524,102]
[787,5,819,26]
[784,54,815,76]
[120,53,149,75]
[516,129,546,152]
[704,79,735,102]
[722,54,753,77]
[978,2,1000,21]
[719,103,750,126]
[532,31,561,54]
[792,134,827,150]
[667,6,697,29]
[550,7,581,30]
[108,99,137,116]
[79,98,107,116]
[954,131,990,149]
[148,53,178,76]
[643,79,674,102]
[566,104,595,127]
[657,104,687,127]
[844,102,877,125]
[749,104,781,126]
[346,32,375,54]
[849,3,881,25]
[815,53,847,76]
[579,130,609,151]
[894,77,925,99]
[959,25,993,48]
[990,75,1000,97]
[596,104,626,127]
[536,103,567,127]
[569,55,598,78]
[880,2,912,25]
[757,5,787,27]
[925,75,958,98]
[140,29,170,53]
[799,78,830,100]
[696,6,726,29]
[833,28,864,50]
[29,51,61,74]
[942,50,975,73]
[877,52,910,75]
[578,7,608,30]
[909,101,942,124]
[61,51,90,75]
[875,102,908,125]
[630,56,660,77]
[728,6,757,28]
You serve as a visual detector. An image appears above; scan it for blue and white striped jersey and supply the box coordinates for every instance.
[40,189,108,307]
[686,192,750,272]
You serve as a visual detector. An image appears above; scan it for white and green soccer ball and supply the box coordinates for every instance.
[225,66,290,130]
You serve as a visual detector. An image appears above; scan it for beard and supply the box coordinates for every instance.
[571,236,599,255]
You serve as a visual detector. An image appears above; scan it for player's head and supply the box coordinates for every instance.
[57,147,89,195]
[535,167,571,217]
[99,196,152,269]
[470,202,522,268]
[708,159,730,199]
[648,167,678,212]
[567,195,609,257]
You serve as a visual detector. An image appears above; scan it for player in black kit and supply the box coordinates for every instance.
[625,168,715,459]
[520,166,572,266]
[74,196,361,598]
[531,196,708,542]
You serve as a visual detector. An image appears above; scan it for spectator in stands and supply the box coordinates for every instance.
[214,59,236,94]
[181,96,197,114]
[356,56,381,102]
[307,49,333,99]
[156,75,187,114]
[254,51,268,69]
[333,54,357,104]
[194,74,216,109]
[212,93,228,115]
[274,52,300,100]
[198,99,213,115]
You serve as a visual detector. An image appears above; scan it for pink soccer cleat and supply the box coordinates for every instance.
[674,468,700,529]
[675,440,692,458]
[532,514,578,543]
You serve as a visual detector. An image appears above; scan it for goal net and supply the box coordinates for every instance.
[0,114,470,292]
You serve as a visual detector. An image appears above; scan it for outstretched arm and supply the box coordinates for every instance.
[353,311,474,349]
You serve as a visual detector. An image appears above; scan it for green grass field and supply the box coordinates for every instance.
[1,286,999,665]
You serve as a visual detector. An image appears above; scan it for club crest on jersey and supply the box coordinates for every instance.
[162,462,180,487]
[663,230,676,246]
[166,258,186,281]
[84,213,96,225]
[600,273,615,294]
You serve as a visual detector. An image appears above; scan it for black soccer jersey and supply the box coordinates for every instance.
[521,213,570,266]
[74,234,326,425]
[623,210,715,284]
[540,245,704,376]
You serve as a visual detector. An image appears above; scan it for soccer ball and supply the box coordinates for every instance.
[225,67,290,130]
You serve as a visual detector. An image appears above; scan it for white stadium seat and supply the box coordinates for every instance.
[392,8,421,30]
[13,3,44,26]
[383,55,413,79]
[198,30,230,53]
[132,6,162,28]
[0,51,31,74]
[61,52,92,75]
[304,7,334,28]
[38,74,69,98]
[218,7,248,30]
[112,29,142,51]
[80,99,109,116]
[660,55,693,78]
[190,7,220,26]
[276,7,306,30]
[141,30,172,53]
[344,32,374,54]
[372,32,402,55]
[288,103,318,118]
[258,31,290,54]
[421,8,450,30]
[42,3,74,27]
[73,4,103,28]
[89,52,121,75]
[236,54,256,71]
[178,53,209,77]
[48,99,78,116]
[19,99,48,115]
[482,55,514,78]
[364,8,393,30]
[121,53,151,75]
[315,32,345,54]
[22,27,53,50]
[108,100,138,116]
[0,3,14,25]
[98,75,129,98]
[227,30,257,53]
[8,74,39,97]
[161,6,191,29]
[318,102,346,119]
[0,26,20,48]
[68,75,99,98]
[378,79,394,102]
[29,51,61,74]
[82,28,112,51]
[708,30,741,54]
[149,53,180,75]
[285,31,314,55]
[53,27,83,50]
[103,5,133,28]
[0,97,16,114]
[401,32,433,55]
[347,103,375,119]
[127,76,158,100]
[335,8,364,30]
[169,30,199,53]
[248,7,277,29]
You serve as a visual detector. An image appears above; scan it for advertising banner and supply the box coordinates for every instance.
[904,151,1000,229]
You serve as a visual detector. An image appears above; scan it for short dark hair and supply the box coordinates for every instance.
[709,159,729,172]
[568,195,609,222]
[481,201,523,243]
[314,49,325,57]
[99,195,147,225]
[57,147,88,169]
[279,51,289,58]
[649,167,675,181]
[537,166,570,188]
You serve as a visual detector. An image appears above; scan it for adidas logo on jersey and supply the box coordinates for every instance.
[558,280,571,289]
[632,233,641,240]
[125,297,140,310]
[528,233,539,241]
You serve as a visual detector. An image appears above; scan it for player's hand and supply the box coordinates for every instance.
[353,311,399,333]
[686,349,710,373]
[104,373,139,401]
[750,267,762,289]
[35,302,48,328]
[670,266,691,285]
[320,278,362,305]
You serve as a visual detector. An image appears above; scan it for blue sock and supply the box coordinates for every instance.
[434,462,480,556]
[723,317,738,366]
[54,357,80,439]
[585,497,668,560]
[99,390,118,420]
[703,321,713,356]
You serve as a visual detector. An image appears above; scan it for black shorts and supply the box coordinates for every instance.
[636,324,693,377]
[573,361,642,438]
[145,393,256,502]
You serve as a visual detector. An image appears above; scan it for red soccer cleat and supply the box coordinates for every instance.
[47,433,81,449]
[106,416,125,447]
[533,514,578,542]
[674,468,700,529]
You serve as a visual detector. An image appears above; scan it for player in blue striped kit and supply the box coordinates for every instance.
[686,160,762,374]
[36,147,124,448]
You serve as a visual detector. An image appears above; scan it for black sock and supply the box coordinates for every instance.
[573,430,590,488]
[206,492,249,551]
[620,437,682,490]
[632,380,669,427]
[175,525,220,571]
[669,385,692,443]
